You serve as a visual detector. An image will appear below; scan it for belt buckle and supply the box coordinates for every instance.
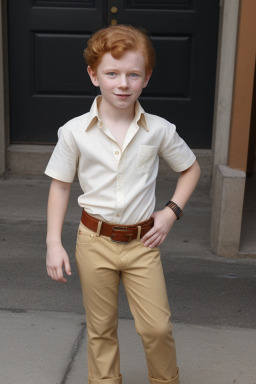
[111,226,132,244]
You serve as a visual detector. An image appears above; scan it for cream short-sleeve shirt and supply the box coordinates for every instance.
[45,96,196,224]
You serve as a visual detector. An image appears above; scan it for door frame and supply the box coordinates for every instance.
[0,0,231,167]
[0,0,10,175]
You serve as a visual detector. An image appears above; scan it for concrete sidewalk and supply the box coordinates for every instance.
[0,175,256,384]
[1,310,256,384]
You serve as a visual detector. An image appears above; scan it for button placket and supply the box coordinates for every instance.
[113,150,126,221]
[111,141,121,163]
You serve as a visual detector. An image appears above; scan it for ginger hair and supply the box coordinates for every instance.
[83,24,155,74]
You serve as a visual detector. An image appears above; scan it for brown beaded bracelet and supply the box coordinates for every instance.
[165,200,183,220]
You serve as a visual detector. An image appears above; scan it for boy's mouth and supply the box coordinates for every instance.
[114,94,131,98]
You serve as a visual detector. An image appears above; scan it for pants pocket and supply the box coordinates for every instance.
[76,222,97,245]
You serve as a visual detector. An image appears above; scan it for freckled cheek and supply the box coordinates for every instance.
[132,82,145,92]
[101,83,115,92]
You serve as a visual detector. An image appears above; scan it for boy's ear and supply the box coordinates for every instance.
[87,66,99,87]
[143,70,152,88]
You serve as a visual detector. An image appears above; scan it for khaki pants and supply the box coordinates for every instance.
[75,221,179,384]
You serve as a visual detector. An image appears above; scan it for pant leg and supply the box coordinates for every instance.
[75,222,122,384]
[119,240,179,384]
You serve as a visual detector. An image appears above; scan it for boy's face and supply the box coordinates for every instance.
[88,50,151,112]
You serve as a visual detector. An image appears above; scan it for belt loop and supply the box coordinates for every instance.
[137,225,142,241]
[96,220,102,237]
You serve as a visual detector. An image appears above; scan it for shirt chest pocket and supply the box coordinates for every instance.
[136,145,158,174]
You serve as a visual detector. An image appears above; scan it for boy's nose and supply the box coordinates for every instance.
[118,74,129,88]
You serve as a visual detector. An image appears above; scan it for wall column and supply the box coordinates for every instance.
[211,0,256,257]
[0,0,6,176]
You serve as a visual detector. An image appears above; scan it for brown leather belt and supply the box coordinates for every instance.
[81,210,154,244]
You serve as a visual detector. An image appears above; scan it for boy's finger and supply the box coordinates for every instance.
[146,235,162,249]
[55,267,66,283]
[57,275,67,283]
[58,277,67,283]
[141,227,156,243]
[142,231,159,247]
[64,260,72,276]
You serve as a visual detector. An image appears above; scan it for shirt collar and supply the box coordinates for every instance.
[85,96,103,131]
[85,96,148,132]
[134,99,148,131]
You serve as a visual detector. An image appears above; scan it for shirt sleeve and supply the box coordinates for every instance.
[45,125,79,182]
[159,122,196,172]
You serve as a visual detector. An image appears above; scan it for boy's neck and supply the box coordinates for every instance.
[99,98,136,124]
[98,97,137,149]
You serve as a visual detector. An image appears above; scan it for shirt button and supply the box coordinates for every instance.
[116,214,120,217]
[115,151,119,155]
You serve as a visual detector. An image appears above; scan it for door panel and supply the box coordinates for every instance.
[8,0,105,143]
[144,36,192,97]
[33,34,93,95]
[8,0,219,147]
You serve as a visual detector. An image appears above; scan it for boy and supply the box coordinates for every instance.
[45,25,201,384]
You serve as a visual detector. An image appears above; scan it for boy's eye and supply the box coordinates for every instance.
[130,73,139,78]
[106,72,116,76]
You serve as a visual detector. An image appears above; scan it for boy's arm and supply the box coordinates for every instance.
[141,160,201,248]
[46,178,72,283]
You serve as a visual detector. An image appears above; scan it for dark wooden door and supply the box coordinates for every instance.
[8,0,219,147]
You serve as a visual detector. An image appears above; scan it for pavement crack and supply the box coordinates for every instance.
[0,307,27,313]
[60,321,86,384]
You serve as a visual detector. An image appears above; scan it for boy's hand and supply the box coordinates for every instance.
[141,207,177,248]
[46,244,71,283]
